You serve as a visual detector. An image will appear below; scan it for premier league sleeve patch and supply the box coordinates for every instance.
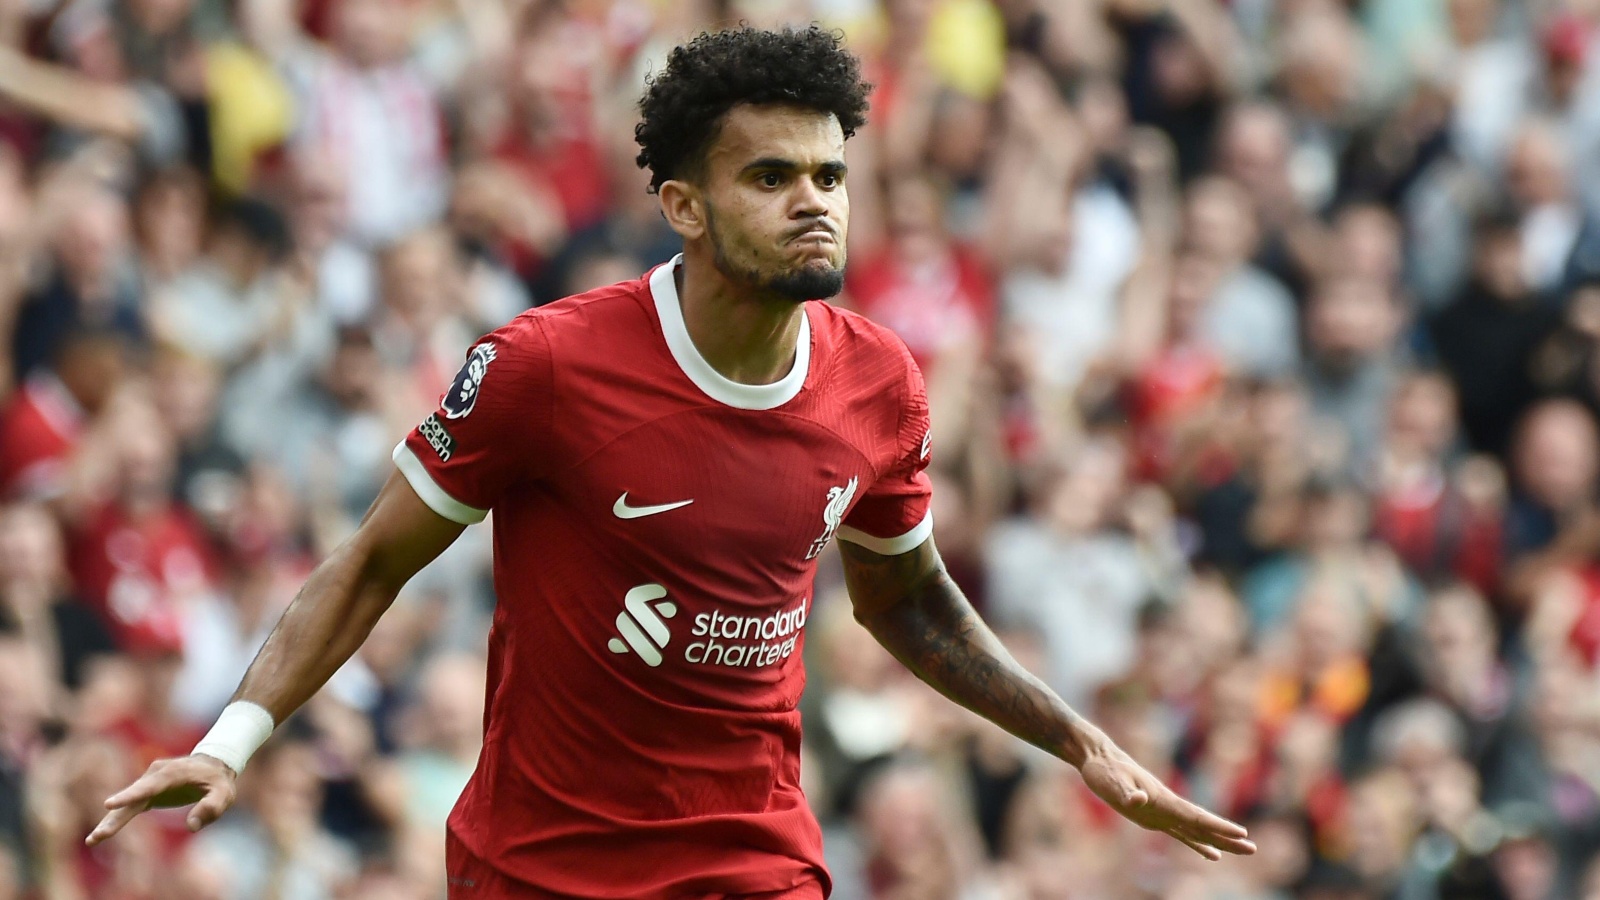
[442,342,498,419]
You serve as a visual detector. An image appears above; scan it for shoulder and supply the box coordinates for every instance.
[811,302,921,391]
[456,275,661,415]
[517,274,657,346]
[808,304,926,463]
[474,273,652,355]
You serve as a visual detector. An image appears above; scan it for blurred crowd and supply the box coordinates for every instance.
[0,0,1599,898]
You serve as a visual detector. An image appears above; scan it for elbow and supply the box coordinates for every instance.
[849,593,912,637]
[355,543,410,605]
[850,601,890,636]
[326,532,406,617]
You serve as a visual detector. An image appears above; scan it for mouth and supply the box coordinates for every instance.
[788,224,837,244]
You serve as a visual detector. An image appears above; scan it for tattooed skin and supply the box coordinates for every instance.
[840,536,1257,861]
[838,536,1099,768]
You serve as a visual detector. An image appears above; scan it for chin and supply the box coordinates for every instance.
[767,262,845,301]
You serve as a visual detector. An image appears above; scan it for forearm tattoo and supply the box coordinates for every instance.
[839,539,1095,766]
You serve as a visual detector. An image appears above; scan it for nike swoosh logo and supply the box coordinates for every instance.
[613,493,695,519]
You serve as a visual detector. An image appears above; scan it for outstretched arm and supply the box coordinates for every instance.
[215,472,465,721]
[840,536,1256,861]
[0,46,149,143]
[86,470,466,845]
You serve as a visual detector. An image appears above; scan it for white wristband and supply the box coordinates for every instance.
[192,702,276,775]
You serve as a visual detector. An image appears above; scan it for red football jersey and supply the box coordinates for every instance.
[395,256,933,898]
[0,374,83,500]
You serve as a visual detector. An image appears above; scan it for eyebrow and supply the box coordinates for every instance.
[741,158,848,177]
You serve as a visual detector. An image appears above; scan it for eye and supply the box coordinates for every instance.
[818,173,840,189]
[760,173,783,188]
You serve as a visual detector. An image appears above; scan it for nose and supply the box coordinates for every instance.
[791,177,828,219]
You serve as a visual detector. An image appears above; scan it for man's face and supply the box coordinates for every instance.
[333,0,409,68]
[0,505,62,588]
[690,104,850,301]
[57,194,129,282]
[1306,278,1395,367]
[1182,179,1256,264]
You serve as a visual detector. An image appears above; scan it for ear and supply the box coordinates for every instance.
[657,180,706,241]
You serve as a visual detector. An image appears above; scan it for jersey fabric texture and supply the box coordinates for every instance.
[395,255,933,899]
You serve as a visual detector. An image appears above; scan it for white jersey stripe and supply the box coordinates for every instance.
[391,441,489,525]
[836,509,934,556]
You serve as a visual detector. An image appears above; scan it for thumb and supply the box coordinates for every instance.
[1124,784,1149,807]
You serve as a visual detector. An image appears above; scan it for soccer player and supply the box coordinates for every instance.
[86,26,1255,898]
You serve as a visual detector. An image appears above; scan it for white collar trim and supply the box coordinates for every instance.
[649,254,810,410]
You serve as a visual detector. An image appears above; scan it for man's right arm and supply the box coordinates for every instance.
[85,470,466,845]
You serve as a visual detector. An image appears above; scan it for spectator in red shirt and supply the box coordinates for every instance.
[847,173,995,370]
[66,398,217,652]
[1121,253,1230,482]
[846,173,994,450]
[102,609,202,772]
[1370,371,1506,595]
[0,328,129,501]
[483,4,612,282]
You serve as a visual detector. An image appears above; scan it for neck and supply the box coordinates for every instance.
[675,248,807,386]
[67,267,111,304]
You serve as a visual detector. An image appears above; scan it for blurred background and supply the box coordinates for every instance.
[0,0,1599,897]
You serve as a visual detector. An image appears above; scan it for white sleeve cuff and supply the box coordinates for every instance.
[391,442,489,525]
[837,508,934,556]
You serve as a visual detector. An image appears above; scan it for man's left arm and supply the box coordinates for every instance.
[839,535,1256,862]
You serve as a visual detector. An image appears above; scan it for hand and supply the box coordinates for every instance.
[1078,740,1256,861]
[1455,455,1506,514]
[1124,126,1178,185]
[1122,484,1176,544]
[999,58,1066,137]
[85,754,238,846]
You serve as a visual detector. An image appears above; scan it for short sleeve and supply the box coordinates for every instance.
[392,315,553,524]
[838,346,934,555]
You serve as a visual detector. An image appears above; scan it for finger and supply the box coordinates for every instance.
[106,773,176,809]
[1194,811,1250,839]
[1174,823,1256,857]
[1190,826,1258,855]
[1108,769,1149,808]
[1106,772,1149,809]
[1171,829,1222,862]
[186,788,232,832]
[85,804,145,847]
[1217,836,1258,855]
[1170,796,1250,839]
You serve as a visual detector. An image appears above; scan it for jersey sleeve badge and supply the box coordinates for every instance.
[443,342,499,419]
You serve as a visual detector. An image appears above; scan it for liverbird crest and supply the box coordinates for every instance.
[808,476,859,560]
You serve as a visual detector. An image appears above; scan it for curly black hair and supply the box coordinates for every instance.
[635,26,871,193]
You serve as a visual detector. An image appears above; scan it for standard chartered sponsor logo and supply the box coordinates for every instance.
[606,584,677,667]
[686,598,808,668]
[606,585,809,669]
